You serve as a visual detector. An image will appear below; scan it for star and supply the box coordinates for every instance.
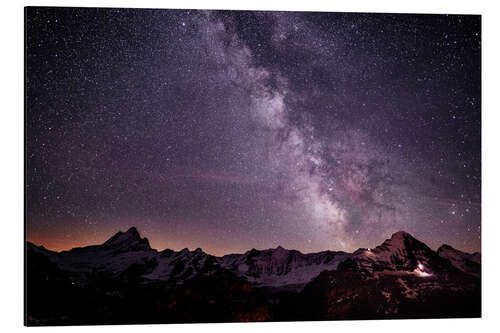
[25,8,481,255]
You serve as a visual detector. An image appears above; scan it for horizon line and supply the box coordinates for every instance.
[26,227,480,257]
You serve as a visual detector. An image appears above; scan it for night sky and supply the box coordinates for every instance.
[26,8,481,256]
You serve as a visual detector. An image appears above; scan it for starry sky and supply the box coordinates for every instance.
[26,7,481,256]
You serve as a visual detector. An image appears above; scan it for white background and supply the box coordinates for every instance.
[1,0,499,331]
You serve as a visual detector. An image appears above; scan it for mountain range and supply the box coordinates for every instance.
[26,227,481,325]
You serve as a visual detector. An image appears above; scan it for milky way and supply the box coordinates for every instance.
[26,8,481,255]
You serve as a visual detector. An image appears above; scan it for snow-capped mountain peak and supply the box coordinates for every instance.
[353,231,439,273]
[27,228,480,291]
[102,227,152,252]
[217,246,352,288]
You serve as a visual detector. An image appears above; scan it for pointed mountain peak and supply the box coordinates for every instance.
[374,231,424,252]
[378,231,424,252]
[267,245,289,260]
[105,227,140,243]
[102,227,151,252]
[125,226,140,235]
[353,230,437,272]
[390,231,413,239]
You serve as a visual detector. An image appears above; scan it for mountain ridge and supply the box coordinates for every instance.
[26,227,481,324]
[28,228,479,258]
[27,228,480,286]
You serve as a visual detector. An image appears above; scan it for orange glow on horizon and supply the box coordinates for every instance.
[26,226,240,256]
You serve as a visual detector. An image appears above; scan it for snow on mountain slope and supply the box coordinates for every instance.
[27,228,216,283]
[33,227,158,276]
[217,246,352,287]
[353,231,446,275]
[143,247,210,282]
[27,227,480,287]
[101,226,152,252]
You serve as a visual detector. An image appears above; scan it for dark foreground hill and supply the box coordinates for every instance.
[26,228,481,325]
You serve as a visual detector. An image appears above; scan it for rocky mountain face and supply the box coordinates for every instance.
[299,232,480,320]
[28,227,353,289]
[26,228,481,325]
[350,231,463,277]
[28,227,158,283]
[217,246,352,288]
[437,244,481,277]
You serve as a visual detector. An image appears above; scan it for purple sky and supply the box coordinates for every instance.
[26,8,481,255]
